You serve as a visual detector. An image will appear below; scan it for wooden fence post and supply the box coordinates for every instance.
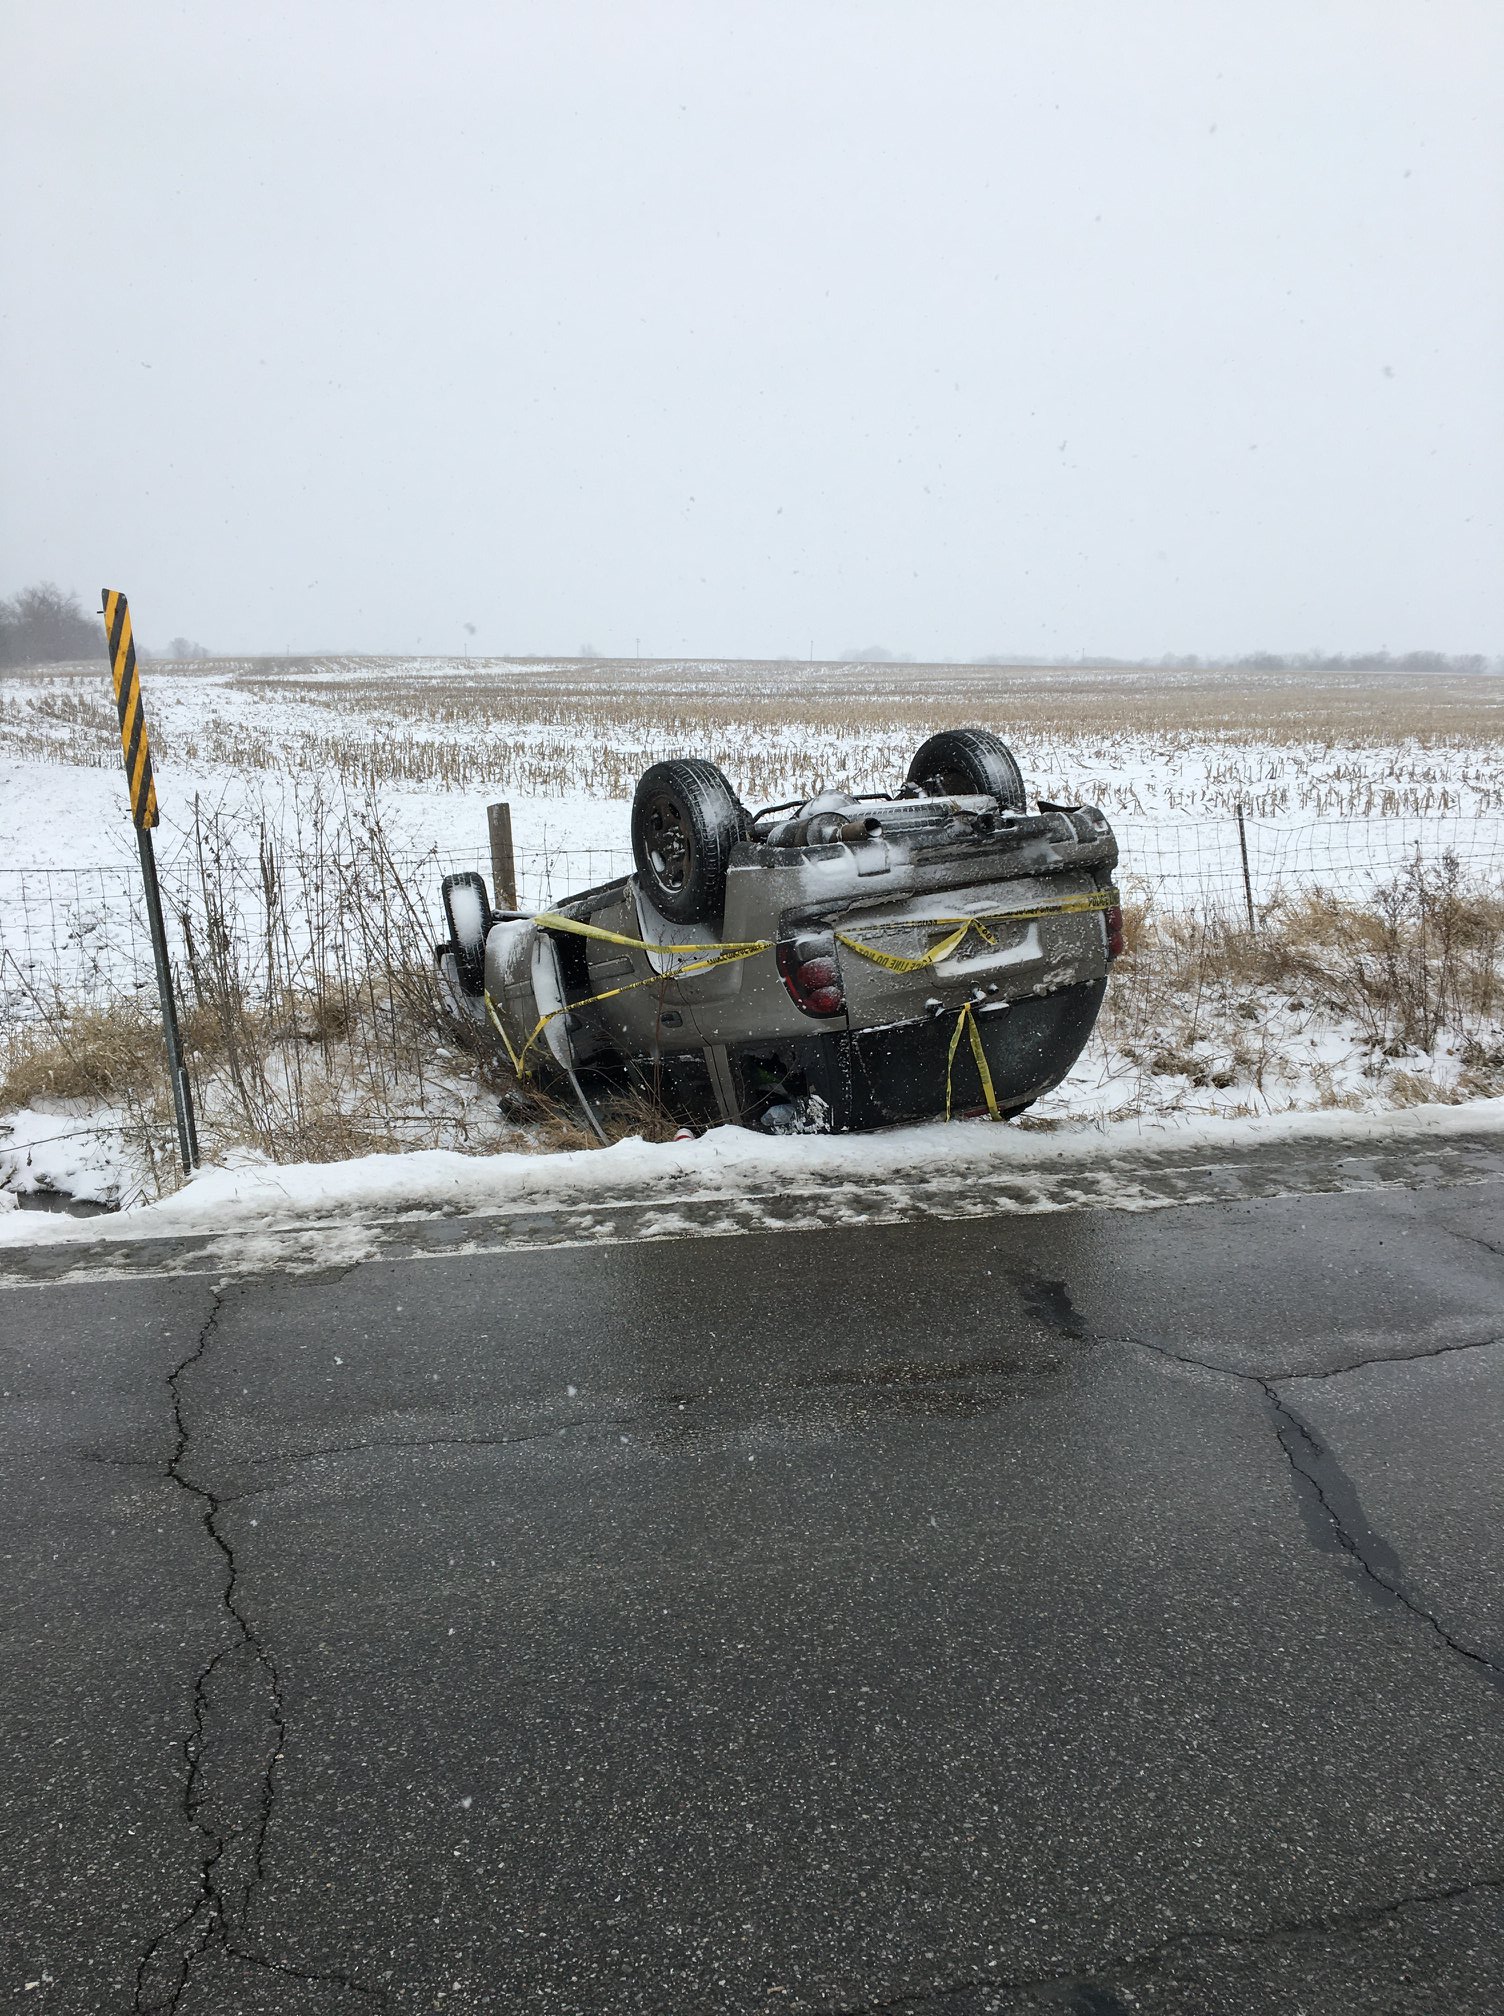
[487,802,517,911]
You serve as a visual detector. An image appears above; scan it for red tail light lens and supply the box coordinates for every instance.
[777,933,846,1017]
[1105,904,1125,959]
[796,956,837,989]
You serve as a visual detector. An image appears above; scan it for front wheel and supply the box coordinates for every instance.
[631,759,745,924]
[442,871,492,996]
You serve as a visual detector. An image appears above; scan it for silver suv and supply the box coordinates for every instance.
[440,729,1121,1135]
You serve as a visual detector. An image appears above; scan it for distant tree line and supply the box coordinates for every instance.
[840,644,917,663]
[969,649,1499,673]
[1147,650,1496,674]
[0,583,103,666]
[0,582,210,665]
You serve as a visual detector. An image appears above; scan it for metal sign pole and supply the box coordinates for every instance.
[100,589,199,1172]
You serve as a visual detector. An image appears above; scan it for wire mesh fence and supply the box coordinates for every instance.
[1113,812,1504,914]
[3,814,1501,1025]
[0,839,636,1024]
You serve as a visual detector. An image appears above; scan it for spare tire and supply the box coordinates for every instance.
[907,728,1027,810]
[442,870,493,997]
[631,758,746,925]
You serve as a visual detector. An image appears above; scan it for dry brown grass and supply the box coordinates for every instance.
[0,1005,166,1106]
[0,788,685,1193]
[0,983,608,1196]
[1096,855,1504,1109]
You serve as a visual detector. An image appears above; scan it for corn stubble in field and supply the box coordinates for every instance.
[5,655,1504,818]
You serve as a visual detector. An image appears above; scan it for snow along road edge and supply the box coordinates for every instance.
[2,1098,1503,1285]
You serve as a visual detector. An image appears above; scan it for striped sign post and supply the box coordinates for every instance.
[101,590,199,1173]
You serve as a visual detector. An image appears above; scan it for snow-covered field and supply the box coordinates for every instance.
[5,654,1502,993]
[3,655,1503,1211]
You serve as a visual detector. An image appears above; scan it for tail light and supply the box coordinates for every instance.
[777,931,845,1016]
[1105,904,1125,960]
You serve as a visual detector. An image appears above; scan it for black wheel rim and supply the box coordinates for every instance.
[642,791,693,893]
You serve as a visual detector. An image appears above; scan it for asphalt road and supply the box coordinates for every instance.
[4,1166,1504,2013]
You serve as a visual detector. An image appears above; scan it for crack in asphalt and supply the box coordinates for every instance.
[219,1412,644,1503]
[1443,1223,1504,1264]
[1003,1278,1504,1700]
[1277,1332,1504,1383]
[1259,1382,1504,1693]
[134,1288,383,2012]
[791,1355,1058,1393]
[214,1353,1057,1506]
[820,1870,1504,2013]
[1122,1331,1504,1696]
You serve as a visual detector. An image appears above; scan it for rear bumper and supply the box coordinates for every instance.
[734,979,1106,1131]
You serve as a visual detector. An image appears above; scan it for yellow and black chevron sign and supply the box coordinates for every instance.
[101,589,159,828]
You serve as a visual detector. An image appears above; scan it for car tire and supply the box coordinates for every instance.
[631,758,745,925]
[907,728,1027,810]
[442,871,493,996]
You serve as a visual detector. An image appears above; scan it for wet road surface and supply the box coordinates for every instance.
[3,1169,1503,2011]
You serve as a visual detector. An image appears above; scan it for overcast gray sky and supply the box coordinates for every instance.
[3,1,1501,660]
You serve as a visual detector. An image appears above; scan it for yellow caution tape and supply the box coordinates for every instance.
[486,888,1118,1101]
[483,990,525,1074]
[481,913,772,1080]
[946,999,1002,1122]
[999,889,1117,923]
[834,890,1112,974]
[532,910,771,959]
[503,940,773,1079]
[837,890,1112,971]
[835,922,974,972]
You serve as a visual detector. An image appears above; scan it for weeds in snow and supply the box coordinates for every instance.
[6,834,1503,1206]
[1080,852,1504,1119]
[0,793,599,1200]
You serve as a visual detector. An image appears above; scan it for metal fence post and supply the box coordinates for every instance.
[136,826,199,1170]
[487,802,517,911]
[1236,801,1256,933]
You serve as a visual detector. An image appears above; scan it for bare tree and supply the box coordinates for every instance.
[0,583,103,666]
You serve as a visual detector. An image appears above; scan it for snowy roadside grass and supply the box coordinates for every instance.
[0,795,602,1207]
[3,657,1503,1211]
[4,1094,1503,1250]
[1042,862,1504,1128]
[4,860,1502,1213]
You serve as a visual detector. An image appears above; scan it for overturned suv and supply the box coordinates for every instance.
[439,729,1122,1135]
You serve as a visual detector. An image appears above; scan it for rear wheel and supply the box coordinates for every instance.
[631,758,745,925]
[907,728,1026,810]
